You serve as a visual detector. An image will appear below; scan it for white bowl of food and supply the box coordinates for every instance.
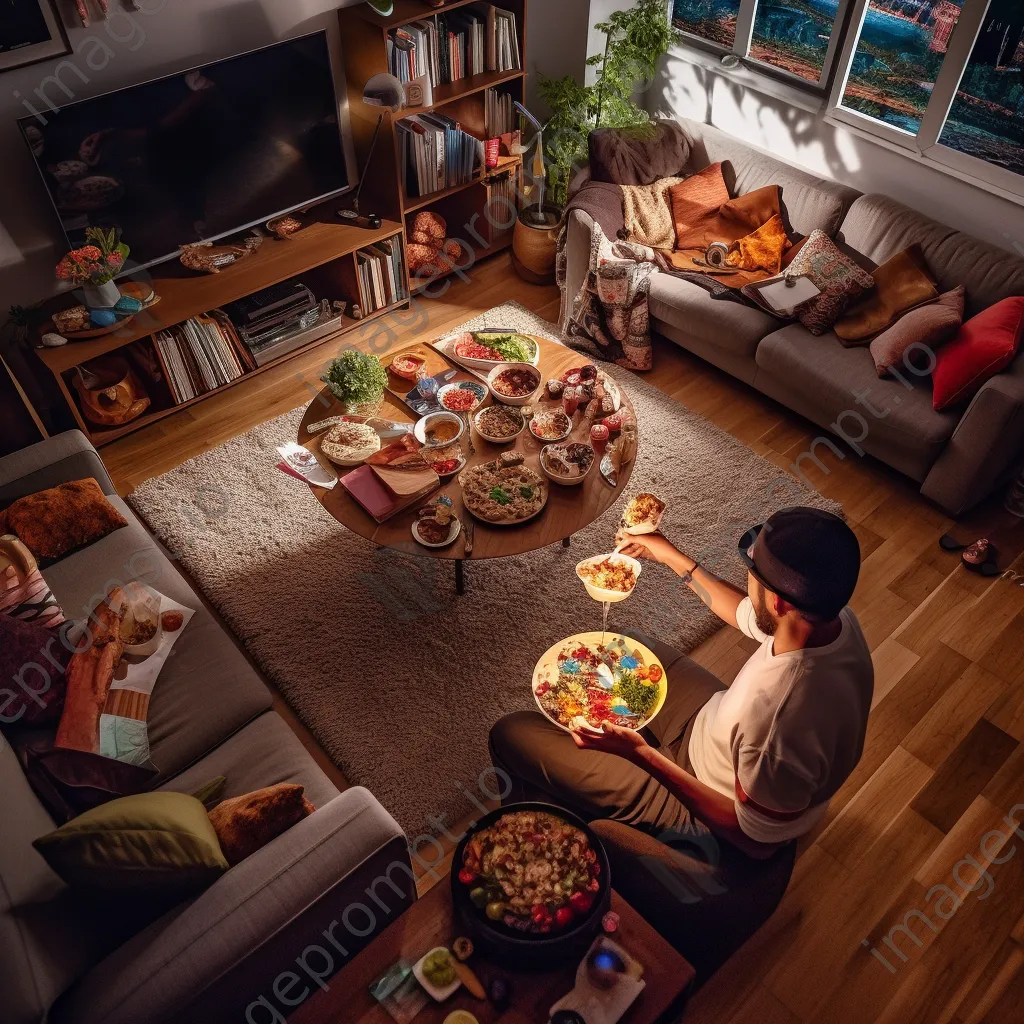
[415,411,465,449]
[620,493,666,535]
[120,583,163,656]
[473,404,525,444]
[487,362,542,406]
[529,408,572,444]
[575,552,642,603]
[540,442,596,486]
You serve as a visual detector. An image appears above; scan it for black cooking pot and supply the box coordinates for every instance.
[450,801,612,969]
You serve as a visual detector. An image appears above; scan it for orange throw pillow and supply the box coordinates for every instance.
[208,784,315,866]
[834,243,938,344]
[4,479,127,561]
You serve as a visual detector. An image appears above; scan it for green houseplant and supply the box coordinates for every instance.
[321,350,388,415]
[539,0,677,208]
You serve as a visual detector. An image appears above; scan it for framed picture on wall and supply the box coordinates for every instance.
[0,0,71,74]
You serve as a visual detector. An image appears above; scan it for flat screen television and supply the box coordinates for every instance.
[19,31,354,272]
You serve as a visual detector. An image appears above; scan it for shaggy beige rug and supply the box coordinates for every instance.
[129,302,838,835]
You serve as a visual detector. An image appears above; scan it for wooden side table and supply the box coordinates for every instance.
[288,882,695,1024]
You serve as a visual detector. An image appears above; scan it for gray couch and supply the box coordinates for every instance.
[1,431,415,1024]
[562,116,1024,516]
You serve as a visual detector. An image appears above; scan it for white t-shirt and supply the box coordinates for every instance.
[687,597,873,844]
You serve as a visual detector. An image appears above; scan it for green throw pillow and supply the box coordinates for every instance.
[33,791,229,894]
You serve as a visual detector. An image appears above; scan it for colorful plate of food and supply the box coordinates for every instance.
[473,404,524,444]
[532,632,667,733]
[423,442,466,478]
[529,409,572,443]
[452,804,609,958]
[487,363,542,407]
[447,330,540,369]
[438,380,488,413]
[540,442,595,485]
[412,501,462,548]
[575,552,641,603]
[621,493,666,535]
[458,452,548,525]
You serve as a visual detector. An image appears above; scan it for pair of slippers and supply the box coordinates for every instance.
[940,535,1001,576]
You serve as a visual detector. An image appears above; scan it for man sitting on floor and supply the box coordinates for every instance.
[490,507,873,978]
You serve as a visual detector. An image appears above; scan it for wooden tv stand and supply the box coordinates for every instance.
[34,204,409,448]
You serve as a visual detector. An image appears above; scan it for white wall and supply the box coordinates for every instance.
[0,0,373,312]
[647,49,1024,256]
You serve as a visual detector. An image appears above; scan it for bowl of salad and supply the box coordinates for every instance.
[449,330,540,369]
[451,803,611,966]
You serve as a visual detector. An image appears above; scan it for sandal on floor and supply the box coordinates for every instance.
[961,538,1001,576]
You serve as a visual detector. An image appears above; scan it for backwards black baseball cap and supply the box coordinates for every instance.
[737,507,860,619]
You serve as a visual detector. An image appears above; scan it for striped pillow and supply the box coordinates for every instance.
[1,563,66,629]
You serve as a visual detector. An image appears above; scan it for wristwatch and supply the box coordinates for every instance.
[680,561,699,586]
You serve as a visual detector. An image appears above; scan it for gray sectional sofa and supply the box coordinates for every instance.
[1,431,415,1024]
[562,116,1024,516]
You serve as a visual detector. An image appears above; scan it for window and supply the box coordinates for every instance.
[830,0,1024,197]
[672,0,855,87]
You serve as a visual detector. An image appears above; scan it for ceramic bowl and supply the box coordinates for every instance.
[473,405,525,444]
[487,362,542,407]
[529,410,572,444]
[412,947,462,1001]
[414,411,465,448]
[437,380,487,414]
[539,443,596,486]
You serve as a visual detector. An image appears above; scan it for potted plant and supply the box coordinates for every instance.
[55,227,130,309]
[321,349,388,416]
[539,0,677,209]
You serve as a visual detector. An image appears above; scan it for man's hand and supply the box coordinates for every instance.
[571,720,648,761]
[614,530,681,566]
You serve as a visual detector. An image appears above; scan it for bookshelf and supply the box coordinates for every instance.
[34,207,409,447]
[338,0,528,294]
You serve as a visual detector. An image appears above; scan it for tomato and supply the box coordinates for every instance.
[649,664,663,684]
[570,890,594,915]
[531,904,552,926]
[458,868,477,886]
[555,906,575,929]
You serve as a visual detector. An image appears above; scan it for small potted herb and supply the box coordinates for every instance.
[321,349,388,415]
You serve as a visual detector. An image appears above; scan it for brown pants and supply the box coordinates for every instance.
[488,634,796,983]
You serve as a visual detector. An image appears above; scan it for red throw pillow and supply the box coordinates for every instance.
[932,297,1024,411]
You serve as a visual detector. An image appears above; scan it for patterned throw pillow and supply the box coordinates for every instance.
[0,535,65,628]
[786,230,876,336]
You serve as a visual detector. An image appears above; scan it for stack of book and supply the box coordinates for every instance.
[397,114,484,197]
[485,87,516,137]
[154,312,247,404]
[357,239,407,314]
[387,4,520,88]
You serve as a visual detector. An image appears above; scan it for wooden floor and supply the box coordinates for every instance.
[103,253,1024,1023]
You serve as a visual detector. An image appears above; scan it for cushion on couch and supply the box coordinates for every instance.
[33,791,228,894]
[208,783,315,866]
[0,615,70,726]
[870,286,965,379]
[784,230,876,335]
[835,243,938,343]
[3,479,127,561]
[932,296,1024,411]
[588,118,691,186]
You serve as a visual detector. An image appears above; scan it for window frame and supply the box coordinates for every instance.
[825,0,1024,201]
[670,0,858,93]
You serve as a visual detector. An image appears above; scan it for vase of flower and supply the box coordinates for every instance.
[82,279,121,309]
[56,227,130,309]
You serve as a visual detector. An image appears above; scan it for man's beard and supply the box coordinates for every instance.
[753,590,777,636]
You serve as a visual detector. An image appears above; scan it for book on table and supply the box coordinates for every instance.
[340,440,440,522]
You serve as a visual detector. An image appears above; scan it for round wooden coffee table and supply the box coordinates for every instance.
[297,335,636,591]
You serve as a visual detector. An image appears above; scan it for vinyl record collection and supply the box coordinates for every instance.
[357,239,407,313]
[154,312,247,403]
[387,4,521,88]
